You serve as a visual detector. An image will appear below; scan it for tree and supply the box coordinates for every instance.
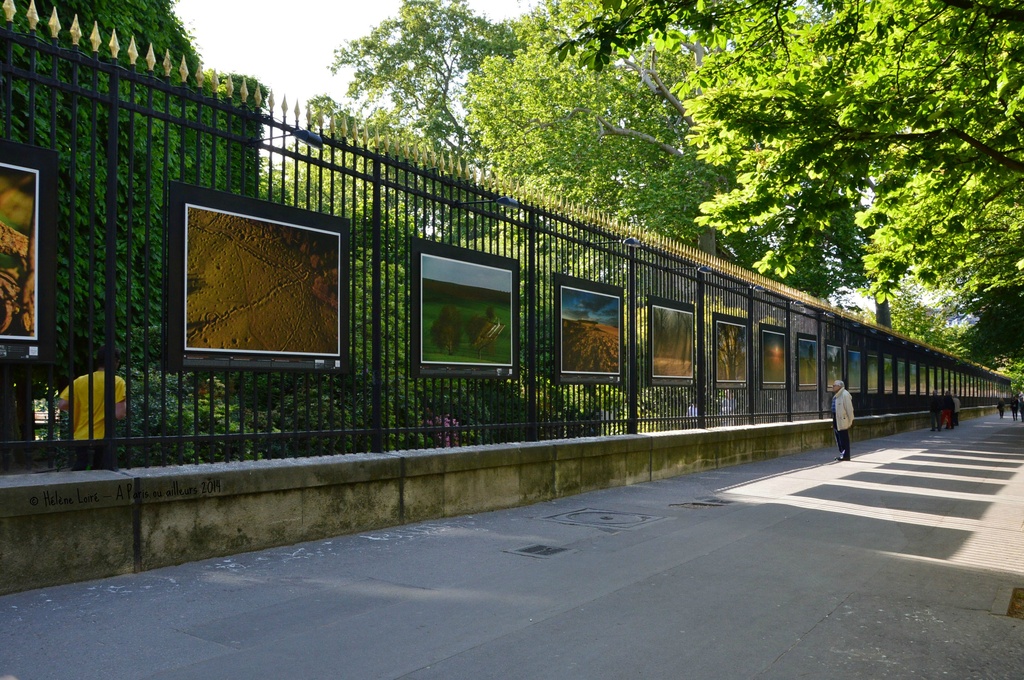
[330,0,522,158]
[468,1,867,297]
[557,0,1023,350]
[469,3,720,238]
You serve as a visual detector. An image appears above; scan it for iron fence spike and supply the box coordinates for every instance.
[26,0,37,31]
[70,15,81,45]
[89,21,101,53]
[47,7,59,38]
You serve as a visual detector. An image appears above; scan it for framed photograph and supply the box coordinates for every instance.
[167,183,349,372]
[0,139,57,363]
[411,239,519,379]
[714,315,747,385]
[649,297,694,385]
[760,325,787,388]
[797,334,818,390]
[883,354,894,394]
[867,352,880,393]
[847,349,862,392]
[826,344,842,386]
[554,273,623,385]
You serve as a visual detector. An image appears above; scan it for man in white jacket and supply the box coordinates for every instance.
[831,379,855,462]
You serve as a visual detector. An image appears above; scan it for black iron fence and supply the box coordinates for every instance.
[0,11,1009,472]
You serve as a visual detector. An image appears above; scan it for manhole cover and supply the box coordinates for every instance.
[1008,588,1024,619]
[543,509,663,530]
[507,544,570,559]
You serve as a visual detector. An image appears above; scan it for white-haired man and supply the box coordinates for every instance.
[831,379,854,462]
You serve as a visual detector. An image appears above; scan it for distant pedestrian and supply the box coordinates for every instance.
[57,345,127,471]
[1012,397,1019,422]
[952,393,961,427]
[831,380,854,462]
[929,390,943,431]
[720,389,736,415]
[998,398,1005,418]
[942,391,955,429]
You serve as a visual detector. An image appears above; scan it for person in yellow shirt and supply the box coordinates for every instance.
[57,346,127,471]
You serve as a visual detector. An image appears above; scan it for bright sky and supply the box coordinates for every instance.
[173,0,534,108]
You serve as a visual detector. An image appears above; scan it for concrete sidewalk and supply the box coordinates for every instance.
[2,416,1022,679]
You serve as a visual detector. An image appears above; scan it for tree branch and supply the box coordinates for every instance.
[527,107,685,157]
[935,0,1024,22]
[947,128,1024,173]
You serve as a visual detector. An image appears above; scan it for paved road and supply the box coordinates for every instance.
[2,416,1022,679]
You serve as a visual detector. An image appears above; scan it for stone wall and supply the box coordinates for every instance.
[0,409,989,595]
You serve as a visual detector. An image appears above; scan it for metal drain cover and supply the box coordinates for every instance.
[543,508,663,530]
[671,498,732,509]
[507,544,571,559]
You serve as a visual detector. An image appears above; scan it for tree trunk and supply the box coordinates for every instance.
[698,227,716,257]
[875,298,891,328]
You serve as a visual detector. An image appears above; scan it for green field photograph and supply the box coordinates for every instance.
[420,253,514,368]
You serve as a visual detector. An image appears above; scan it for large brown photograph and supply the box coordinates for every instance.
[185,205,341,356]
[556,276,622,383]
[0,162,39,340]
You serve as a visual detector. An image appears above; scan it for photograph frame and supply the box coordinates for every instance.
[554,273,624,386]
[796,333,818,390]
[760,325,787,389]
[648,297,694,385]
[847,348,862,392]
[411,238,520,379]
[866,352,880,393]
[825,343,843,387]
[714,314,748,386]
[167,182,349,372]
[0,139,57,363]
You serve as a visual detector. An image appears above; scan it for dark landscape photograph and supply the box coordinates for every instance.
[761,330,786,385]
[716,321,747,383]
[651,305,693,379]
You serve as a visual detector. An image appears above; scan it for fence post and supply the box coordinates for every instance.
[370,157,384,452]
[627,249,638,434]
[104,67,120,470]
[747,285,755,424]
[696,270,707,429]
[785,300,794,422]
[526,207,538,441]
